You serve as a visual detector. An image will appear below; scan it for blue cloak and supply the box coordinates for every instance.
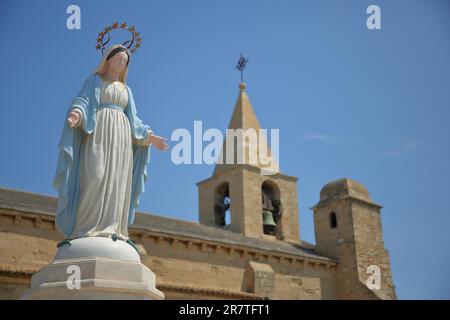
[53,74,152,238]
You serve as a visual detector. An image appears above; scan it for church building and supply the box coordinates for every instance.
[0,81,396,299]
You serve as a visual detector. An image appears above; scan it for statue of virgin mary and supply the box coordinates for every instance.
[53,43,168,246]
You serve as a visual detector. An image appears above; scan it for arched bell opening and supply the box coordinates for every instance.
[261,180,282,237]
[214,182,231,227]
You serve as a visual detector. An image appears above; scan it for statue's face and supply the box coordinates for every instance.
[107,51,129,74]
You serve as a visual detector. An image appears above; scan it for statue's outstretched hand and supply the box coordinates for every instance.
[67,111,81,128]
[148,133,169,151]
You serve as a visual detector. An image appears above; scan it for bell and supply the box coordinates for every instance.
[263,210,277,227]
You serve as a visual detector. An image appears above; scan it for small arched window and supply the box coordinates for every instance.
[330,212,337,229]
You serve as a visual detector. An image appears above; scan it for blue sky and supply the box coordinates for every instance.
[1,0,449,299]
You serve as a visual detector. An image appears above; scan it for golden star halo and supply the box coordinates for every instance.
[96,22,142,55]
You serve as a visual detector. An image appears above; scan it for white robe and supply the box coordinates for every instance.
[69,77,148,240]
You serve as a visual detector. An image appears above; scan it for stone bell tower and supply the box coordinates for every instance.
[312,178,397,299]
[197,82,300,244]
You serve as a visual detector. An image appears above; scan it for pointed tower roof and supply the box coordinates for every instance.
[226,82,261,131]
[213,83,280,176]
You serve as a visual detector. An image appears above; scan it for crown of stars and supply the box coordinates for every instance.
[96,21,142,55]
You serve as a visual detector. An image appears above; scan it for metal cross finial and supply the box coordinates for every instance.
[235,53,249,83]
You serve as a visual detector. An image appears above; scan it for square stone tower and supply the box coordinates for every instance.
[197,83,300,244]
[312,178,397,299]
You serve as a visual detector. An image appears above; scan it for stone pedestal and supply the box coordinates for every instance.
[21,237,165,300]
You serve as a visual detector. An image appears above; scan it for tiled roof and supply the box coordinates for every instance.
[0,186,336,263]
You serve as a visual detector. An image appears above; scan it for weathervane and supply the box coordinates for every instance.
[235,53,249,83]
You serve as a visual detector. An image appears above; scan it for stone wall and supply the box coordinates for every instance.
[0,207,338,300]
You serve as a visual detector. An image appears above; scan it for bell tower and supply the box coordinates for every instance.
[197,82,300,244]
[312,178,397,299]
